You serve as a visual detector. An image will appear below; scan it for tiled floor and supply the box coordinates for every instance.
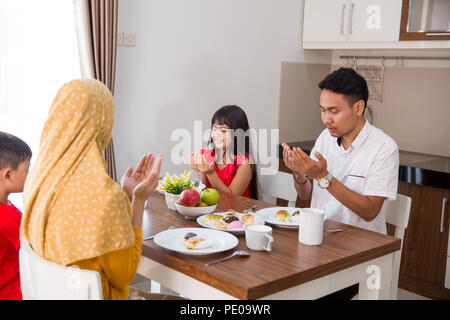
[131,274,180,296]
[130,274,151,292]
[131,274,432,300]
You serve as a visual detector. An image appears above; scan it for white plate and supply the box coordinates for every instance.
[153,227,238,255]
[256,207,302,229]
[197,212,257,234]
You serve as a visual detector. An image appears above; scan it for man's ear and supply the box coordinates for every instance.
[353,100,365,116]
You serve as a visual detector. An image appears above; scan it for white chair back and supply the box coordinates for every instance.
[19,238,103,300]
[382,194,412,300]
[258,169,298,207]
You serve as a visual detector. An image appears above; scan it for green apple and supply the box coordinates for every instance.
[197,202,208,207]
[200,188,219,206]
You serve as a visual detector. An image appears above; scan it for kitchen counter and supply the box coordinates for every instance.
[279,140,450,190]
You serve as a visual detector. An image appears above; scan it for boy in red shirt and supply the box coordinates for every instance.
[0,131,32,300]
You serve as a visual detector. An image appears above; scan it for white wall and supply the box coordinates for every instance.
[113,0,331,177]
[278,62,331,143]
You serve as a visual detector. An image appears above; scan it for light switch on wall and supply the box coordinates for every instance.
[117,32,124,46]
[124,32,136,47]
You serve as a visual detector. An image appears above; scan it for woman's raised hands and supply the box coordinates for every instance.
[121,153,163,201]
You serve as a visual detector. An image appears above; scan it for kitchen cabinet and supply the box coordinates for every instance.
[399,0,450,41]
[303,0,403,43]
[302,0,450,49]
[303,0,349,43]
[398,181,450,299]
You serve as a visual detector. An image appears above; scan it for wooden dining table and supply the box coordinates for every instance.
[137,191,401,300]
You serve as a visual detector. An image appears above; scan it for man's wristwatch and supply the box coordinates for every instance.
[318,173,333,189]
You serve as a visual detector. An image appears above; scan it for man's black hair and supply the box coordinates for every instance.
[318,67,369,110]
[0,131,32,170]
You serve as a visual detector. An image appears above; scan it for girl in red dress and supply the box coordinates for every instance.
[189,105,257,199]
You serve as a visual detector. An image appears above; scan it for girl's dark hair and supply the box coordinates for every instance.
[209,105,258,200]
[0,131,32,170]
[318,67,369,111]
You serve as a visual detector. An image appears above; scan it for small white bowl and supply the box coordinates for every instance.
[175,203,217,219]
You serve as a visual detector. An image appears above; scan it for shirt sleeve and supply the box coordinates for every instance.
[0,206,22,250]
[310,145,318,161]
[98,226,143,290]
[363,142,399,200]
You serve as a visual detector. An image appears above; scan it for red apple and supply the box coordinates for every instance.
[179,189,200,207]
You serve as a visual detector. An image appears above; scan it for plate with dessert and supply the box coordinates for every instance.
[153,227,238,255]
[255,207,303,229]
[197,209,257,234]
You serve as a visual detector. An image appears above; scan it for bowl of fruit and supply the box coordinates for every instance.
[175,188,220,218]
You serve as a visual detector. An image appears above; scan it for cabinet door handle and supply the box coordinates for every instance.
[348,3,355,35]
[441,197,448,233]
[426,33,449,36]
[340,4,346,35]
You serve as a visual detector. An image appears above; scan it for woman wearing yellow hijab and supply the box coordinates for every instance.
[20,79,162,300]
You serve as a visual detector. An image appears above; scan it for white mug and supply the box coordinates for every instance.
[298,208,325,246]
[245,225,274,251]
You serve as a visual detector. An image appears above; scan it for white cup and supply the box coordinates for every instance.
[298,208,325,246]
[245,225,274,251]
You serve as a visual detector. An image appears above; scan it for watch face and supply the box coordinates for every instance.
[319,178,329,189]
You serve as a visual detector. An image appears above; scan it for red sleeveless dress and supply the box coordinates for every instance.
[200,149,251,198]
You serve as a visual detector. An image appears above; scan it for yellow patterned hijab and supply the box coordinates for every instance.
[21,79,135,266]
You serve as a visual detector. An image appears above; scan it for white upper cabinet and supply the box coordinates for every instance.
[348,0,402,42]
[302,0,421,48]
[303,0,349,42]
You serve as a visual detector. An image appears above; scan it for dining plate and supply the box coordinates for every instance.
[255,207,303,229]
[153,227,238,255]
[197,212,264,234]
[197,212,246,234]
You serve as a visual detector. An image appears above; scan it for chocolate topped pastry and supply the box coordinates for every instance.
[292,211,300,217]
[184,232,197,241]
[223,215,239,224]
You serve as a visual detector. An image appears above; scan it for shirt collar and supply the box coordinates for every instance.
[336,120,371,150]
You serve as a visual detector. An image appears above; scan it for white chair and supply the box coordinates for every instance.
[258,168,298,207]
[383,194,412,300]
[19,238,103,300]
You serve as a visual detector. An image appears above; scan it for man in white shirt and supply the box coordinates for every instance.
[282,68,399,235]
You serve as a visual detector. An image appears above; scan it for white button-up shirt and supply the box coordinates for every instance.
[310,121,399,234]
